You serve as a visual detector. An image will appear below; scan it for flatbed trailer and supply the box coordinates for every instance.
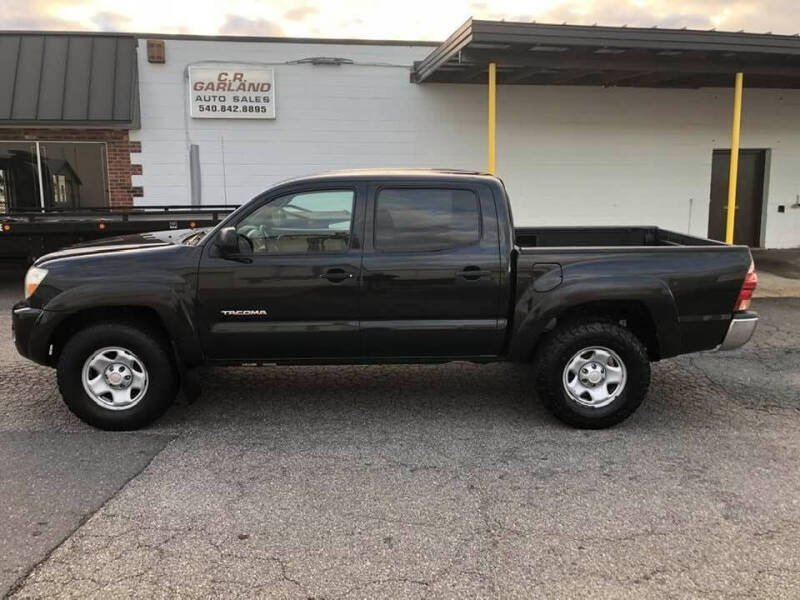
[0,205,238,263]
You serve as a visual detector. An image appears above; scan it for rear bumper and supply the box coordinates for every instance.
[718,312,758,351]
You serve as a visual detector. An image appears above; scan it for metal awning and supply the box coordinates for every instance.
[413,19,800,88]
[0,33,139,128]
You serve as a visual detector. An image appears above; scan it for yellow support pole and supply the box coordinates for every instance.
[487,62,497,175]
[725,72,744,244]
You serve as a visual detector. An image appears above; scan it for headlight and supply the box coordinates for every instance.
[24,266,48,299]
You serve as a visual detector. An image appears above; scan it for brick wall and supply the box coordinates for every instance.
[0,128,140,207]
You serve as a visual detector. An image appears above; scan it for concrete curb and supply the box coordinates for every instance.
[754,271,800,298]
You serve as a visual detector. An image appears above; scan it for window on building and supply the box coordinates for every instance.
[0,142,108,211]
[39,143,108,209]
[236,190,354,254]
[374,188,481,252]
[0,143,40,211]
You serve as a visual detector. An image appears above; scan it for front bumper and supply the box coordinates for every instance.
[12,303,41,360]
[718,312,758,351]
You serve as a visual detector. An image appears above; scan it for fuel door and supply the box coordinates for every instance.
[532,263,563,292]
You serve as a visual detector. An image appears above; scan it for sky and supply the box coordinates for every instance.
[3,0,800,40]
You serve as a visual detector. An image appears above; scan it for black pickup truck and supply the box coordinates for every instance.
[12,170,758,431]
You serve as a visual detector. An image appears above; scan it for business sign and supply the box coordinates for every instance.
[188,65,275,119]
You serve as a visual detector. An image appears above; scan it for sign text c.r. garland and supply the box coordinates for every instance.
[188,66,275,119]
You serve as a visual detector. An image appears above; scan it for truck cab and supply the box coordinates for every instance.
[198,171,507,361]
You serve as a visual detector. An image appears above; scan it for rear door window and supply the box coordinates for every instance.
[374,188,480,252]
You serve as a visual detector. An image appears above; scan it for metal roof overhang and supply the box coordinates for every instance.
[0,33,140,128]
[413,19,800,88]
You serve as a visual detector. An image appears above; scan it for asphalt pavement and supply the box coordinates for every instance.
[1,279,799,599]
[0,433,169,596]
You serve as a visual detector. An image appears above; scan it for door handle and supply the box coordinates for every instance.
[457,267,487,281]
[320,268,354,282]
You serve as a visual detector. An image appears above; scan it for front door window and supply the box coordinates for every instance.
[236,190,355,254]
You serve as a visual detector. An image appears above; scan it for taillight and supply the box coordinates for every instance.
[734,261,758,312]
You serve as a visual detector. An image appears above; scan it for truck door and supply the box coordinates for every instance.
[196,186,365,360]
[360,183,504,358]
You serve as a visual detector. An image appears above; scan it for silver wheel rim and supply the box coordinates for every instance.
[82,346,149,411]
[562,346,627,408]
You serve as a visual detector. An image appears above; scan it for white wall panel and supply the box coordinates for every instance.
[135,39,800,247]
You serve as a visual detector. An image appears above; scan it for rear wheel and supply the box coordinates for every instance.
[534,321,651,429]
[57,322,177,430]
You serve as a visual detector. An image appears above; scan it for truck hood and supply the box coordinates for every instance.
[33,228,209,266]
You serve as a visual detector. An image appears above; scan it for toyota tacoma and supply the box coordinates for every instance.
[12,170,759,430]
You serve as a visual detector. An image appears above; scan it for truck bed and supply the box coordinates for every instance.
[511,225,751,359]
[514,226,724,248]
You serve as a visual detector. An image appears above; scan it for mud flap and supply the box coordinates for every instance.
[176,364,202,405]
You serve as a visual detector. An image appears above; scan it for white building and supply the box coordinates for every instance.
[2,19,799,247]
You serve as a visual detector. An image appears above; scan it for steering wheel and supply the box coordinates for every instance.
[237,231,254,254]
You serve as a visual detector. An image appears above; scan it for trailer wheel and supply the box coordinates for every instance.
[57,322,177,430]
[534,320,651,429]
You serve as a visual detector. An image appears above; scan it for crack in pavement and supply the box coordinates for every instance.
[1,433,174,599]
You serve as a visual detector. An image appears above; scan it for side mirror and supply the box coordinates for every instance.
[215,227,239,255]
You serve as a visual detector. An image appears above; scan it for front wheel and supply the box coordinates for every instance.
[57,322,177,430]
[534,321,651,429]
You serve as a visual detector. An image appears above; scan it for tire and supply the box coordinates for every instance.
[534,320,651,429]
[57,322,177,431]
